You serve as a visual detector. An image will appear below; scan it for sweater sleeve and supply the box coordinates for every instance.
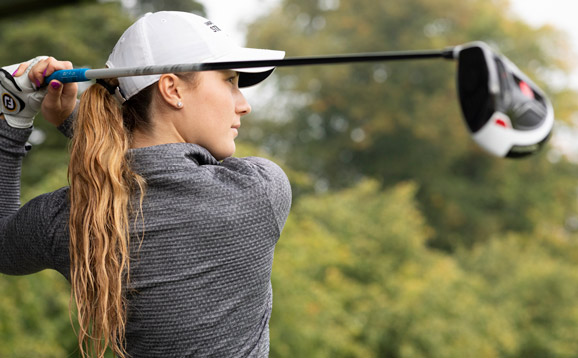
[56,100,78,139]
[217,155,292,235]
[237,157,292,234]
[0,119,32,215]
[0,119,69,276]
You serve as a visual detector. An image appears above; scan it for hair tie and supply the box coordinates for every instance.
[96,79,127,104]
[96,79,117,95]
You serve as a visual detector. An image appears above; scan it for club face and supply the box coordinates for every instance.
[456,42,554,158]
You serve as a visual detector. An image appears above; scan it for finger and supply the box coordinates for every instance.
[42,80,64,126]
[24,57,74,88]
[60,81,79,103]
[46,80,78,110]
[46,80,64,102]
[12,62,30,77]
[41,60,74,78]
[47,60,77,106]
[42,60,74,87]
[29,57,54,88]
[29,57,74,87]
[43,79,77,127]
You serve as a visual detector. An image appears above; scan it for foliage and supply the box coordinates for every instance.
[456,231,578,358]
[271,180,578,357]
[0,0,206,192]
[2,0,578,357]
[0,1,134,194]
[0,271,74,357]
[128,0,206,16]
[0,1,204,356]
[244,0,578,250]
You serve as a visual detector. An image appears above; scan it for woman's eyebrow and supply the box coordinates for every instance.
[219,69,237,75]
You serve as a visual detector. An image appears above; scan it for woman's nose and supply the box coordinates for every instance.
[236,92,252,116]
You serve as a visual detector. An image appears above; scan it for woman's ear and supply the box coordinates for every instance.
[157,74,184,109]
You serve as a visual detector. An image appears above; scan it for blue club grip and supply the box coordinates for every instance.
[44,68,90,84]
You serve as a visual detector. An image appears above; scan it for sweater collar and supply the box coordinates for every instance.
[128,143,219,171]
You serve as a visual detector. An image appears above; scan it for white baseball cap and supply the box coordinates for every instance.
[106,11,285,100]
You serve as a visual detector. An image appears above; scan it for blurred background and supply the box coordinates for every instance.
[2,0,578,357]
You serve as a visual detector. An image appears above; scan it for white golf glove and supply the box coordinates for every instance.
[0,56,48,128]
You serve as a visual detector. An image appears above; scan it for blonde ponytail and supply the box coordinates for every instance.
[68,80,145,358]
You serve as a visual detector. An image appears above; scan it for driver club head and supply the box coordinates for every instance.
[455,41,554,158]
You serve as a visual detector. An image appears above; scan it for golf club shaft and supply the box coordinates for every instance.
[45,47,457,84]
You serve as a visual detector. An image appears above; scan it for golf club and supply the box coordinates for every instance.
[45,48,455,83]
[44,41,554,159]
[455,42,553,158]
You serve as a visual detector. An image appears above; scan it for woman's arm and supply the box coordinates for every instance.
[0,119,32,215]
[0,58,76,276]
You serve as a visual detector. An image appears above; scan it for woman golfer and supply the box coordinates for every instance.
[0,11,291,358]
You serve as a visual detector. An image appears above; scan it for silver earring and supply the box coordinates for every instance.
[177,101,183,108]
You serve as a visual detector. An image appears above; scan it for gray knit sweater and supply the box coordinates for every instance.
[0,119,292,357]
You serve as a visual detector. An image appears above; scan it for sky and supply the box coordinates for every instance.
[510,0,578,47]
[198,0,278,44]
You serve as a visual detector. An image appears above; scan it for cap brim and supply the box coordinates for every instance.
[237,68,275,87]
[213,47,285,87]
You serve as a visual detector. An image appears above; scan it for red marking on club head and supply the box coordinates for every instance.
[519,81,535,99]
[495,118,508,128]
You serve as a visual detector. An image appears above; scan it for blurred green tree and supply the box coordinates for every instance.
[0,271,74,357]
[0,0,96,19]
[0,0,206,194]
[270,179,578,357]
[457,231,578,358]
[243,0,578,250]
[0,3,134,354]
[0,1,205,356]
[128,0,206,16]
[0,2,134,193]
[3,0,578,357]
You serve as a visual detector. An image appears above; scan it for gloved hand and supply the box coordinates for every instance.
[0,56,48,128]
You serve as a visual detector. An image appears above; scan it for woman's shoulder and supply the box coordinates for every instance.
[221,156,289,187]
[221,157,292,230]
